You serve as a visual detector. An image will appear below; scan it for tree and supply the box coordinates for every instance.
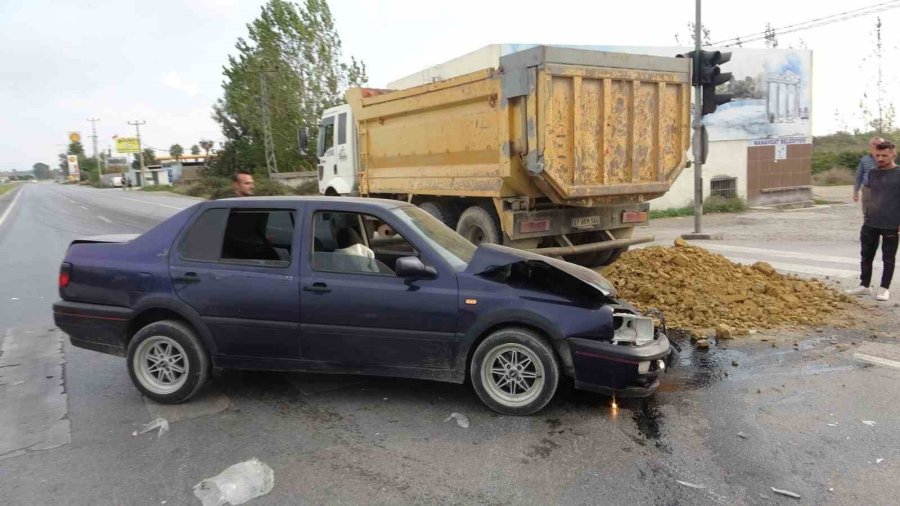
[33,163,51,180]
[131,148,158,170]
[170,144,184,162]
[191,144,201,155]
[212,0,367,176]
[199,139,214,158]
[859,17,896,135]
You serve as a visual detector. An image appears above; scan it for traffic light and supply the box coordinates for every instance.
[677,50,734,115]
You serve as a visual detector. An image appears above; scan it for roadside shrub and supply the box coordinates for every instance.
[293,179,319,195]
[703,195,747,213]
[812,167,855,186]
[812,149,865,174]
[251,179,293,197]
[140,184,171,192]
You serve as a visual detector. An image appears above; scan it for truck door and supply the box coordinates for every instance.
[317,115,337,195]
[334,111,356,194]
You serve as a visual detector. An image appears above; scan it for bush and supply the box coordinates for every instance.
[703,195,747,213]
[140,184,172,192]
[812,167,855,186]
[292,179,319,195]
[178,176,299,199]
[812,149,865,174]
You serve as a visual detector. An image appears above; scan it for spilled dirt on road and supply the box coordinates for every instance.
[603,238,854,336]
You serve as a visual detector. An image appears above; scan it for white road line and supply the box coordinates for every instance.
[98,215,112,224]
[117,196,187,211]
[726,256,859,279]
[0,186,24,228]
[696,242,865,265]
[854,353,900,370]
[80,206,88,210]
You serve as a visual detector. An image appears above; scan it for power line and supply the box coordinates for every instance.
[711,0,900,46]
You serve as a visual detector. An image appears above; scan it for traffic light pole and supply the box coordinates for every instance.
[692,0,704,234]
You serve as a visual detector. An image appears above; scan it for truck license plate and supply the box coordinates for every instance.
[572,215,603,228]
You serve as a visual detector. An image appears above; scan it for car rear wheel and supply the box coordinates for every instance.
[127,320,209,404]
[470,328,559,415]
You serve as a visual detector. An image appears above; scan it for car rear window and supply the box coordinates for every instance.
[180,208,295,267]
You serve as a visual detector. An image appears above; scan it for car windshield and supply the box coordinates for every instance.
[392,206,477,271]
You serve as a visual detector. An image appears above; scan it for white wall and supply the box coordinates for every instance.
[650,140,748,210]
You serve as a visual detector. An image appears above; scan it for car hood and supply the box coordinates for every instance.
[464,243,617,298]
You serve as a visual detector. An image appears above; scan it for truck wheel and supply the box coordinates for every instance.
[127,320,210,404]
[470,327,559,416]
[419,201,458,228]
[601,246,629,266]
[456,205,501,245]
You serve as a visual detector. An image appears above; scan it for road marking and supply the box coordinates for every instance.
[0,186,24,229]
[854,353,900,370]
[117,196,187,211]
[80,206,88,210]
[98,215,112,224]
[697,242,864,265]
[726,256,859,278]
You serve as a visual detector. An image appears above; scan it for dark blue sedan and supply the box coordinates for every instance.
[53,197,676,415]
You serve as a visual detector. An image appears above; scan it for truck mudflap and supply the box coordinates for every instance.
[567,333,677,398]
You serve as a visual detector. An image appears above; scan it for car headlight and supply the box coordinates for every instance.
[612,313,655,346]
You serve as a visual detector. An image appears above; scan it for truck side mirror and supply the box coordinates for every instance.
[298,128,309,153]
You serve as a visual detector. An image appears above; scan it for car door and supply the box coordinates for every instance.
[299,205,459,370]
[170,205,302,360]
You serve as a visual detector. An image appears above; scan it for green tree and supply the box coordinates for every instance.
[33,162,51,180]
[199,139,214,159]
[131,148,158,170]
[190,144,201,155]
[170,144,184,161]
[212,0,367,177]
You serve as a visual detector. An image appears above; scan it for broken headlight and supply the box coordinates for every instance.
[612,313,656,346]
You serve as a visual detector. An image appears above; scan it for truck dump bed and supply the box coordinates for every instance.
[348,45,691,207]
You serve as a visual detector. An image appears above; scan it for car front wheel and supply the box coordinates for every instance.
[127,320,209,404]
[470,327,559,415]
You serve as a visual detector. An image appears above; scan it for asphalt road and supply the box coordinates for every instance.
[1,183,898,505]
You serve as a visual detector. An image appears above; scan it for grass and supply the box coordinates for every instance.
[811,167,855,186]
[0,182,21,196]
[140,184,174,192]
[649,196,747,220]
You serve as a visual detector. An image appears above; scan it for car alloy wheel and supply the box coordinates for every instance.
[481,343,545,408]
[133,335,189,395]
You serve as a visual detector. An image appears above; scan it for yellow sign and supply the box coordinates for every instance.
[68,132,81,143]
[115,137,141,153]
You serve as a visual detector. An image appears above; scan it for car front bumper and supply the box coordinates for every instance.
[567,333,677,398]
[53,300,133,357]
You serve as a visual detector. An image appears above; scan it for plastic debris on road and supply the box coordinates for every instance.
[736,432,749,439]
[876,458,884,464]
[862,420,877,426]
[139,417,169,437]
[771,487,801,499]
[444,412,470,429]
[193,458,274,506]
[676,480,705,489]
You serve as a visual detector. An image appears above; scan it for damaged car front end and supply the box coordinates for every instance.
[465,244,679,400]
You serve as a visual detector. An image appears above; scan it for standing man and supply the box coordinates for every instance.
[846,141,900,301]
[853,136,884,202]
[232,170,255,197]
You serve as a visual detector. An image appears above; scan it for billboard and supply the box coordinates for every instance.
[115,137,141,153]
[67,155,80,179]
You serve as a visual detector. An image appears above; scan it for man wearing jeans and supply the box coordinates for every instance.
[847,141,900,301]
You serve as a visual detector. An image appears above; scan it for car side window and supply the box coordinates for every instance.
[181,208,295,267]
[311,211,416,275]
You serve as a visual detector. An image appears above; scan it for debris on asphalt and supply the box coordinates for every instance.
[827,423,839,427]
[138,417,169,438]
[695,339,710,349]
[444,412,470,429]
[862,420,877,426]
[676,480,705,489]
[771,487,801,499]
[736,432,749,439]
[876,458,884,464]
[193,458,274,506]
[731,360,739,367]
[603,240,850,334]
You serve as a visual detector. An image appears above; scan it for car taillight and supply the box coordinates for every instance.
[59,262,72,288]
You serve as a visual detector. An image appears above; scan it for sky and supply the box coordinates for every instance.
[1,0,898,171]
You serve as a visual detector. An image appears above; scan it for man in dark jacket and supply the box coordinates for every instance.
[847,141,900,301]
[853,136,884,202]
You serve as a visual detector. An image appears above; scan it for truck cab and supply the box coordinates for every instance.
[316,104,357,196]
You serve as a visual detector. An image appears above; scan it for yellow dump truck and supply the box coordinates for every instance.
[313,46,691,266]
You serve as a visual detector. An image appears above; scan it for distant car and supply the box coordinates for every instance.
[53,197,676,415]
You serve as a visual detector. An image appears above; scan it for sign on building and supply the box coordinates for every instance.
[115,137,141,153]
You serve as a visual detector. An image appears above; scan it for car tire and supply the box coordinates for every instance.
[470,327,559,415]
[126,319,210,404]
[456,205,502,245]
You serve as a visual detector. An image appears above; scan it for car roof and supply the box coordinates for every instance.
[211,196,414,210]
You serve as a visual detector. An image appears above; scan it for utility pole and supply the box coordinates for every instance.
[128,120,146,186]
[692,0,704,235]
[87,118,101,176]
[259,71,278,177]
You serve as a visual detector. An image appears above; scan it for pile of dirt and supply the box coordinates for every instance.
[602,238,852,336]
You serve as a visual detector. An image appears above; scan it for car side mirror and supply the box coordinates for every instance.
[298,128,309,152]
[395,256,437,279]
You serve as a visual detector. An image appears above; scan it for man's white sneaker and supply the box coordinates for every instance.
[845,286,870,296]
[876,287,890,301]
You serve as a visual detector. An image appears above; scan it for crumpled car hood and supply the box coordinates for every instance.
[465,243,617,298]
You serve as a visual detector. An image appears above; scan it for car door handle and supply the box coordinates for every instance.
[303,282,331,293]
[173,272,200,284]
